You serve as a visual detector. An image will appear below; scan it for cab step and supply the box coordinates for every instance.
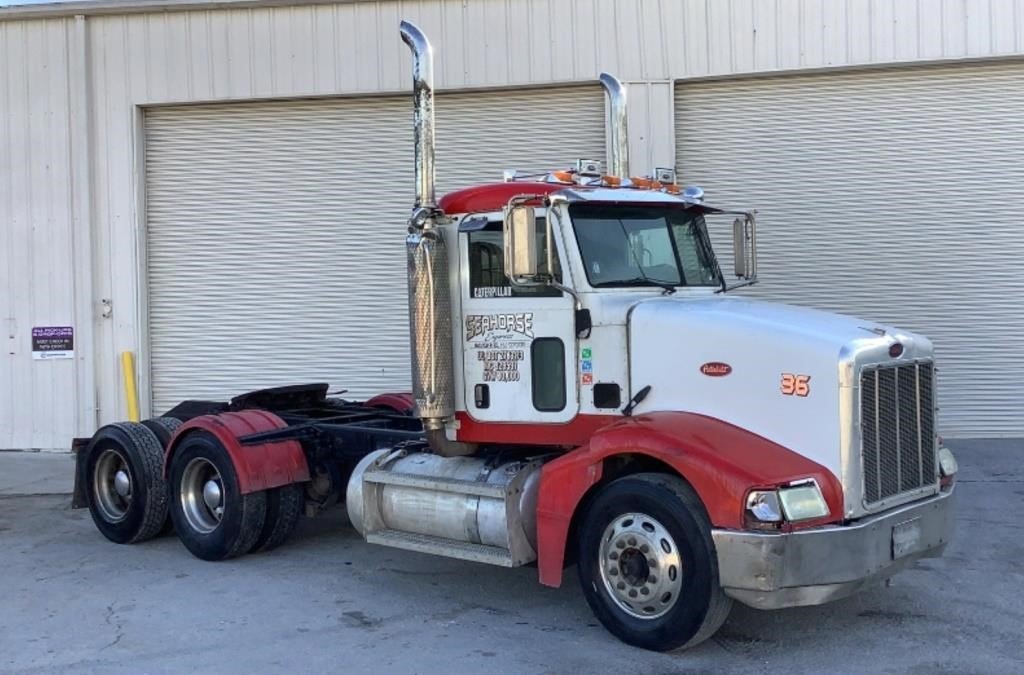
[365,529,515,567]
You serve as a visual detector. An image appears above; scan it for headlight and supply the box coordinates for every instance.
[778,481,830,521]
[746,490,782,524]
[938,446,958,489]
[938,446,958,477]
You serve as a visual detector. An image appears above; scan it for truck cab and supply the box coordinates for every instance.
[445,180,738,436]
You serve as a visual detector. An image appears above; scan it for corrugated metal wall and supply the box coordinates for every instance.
[143,87,605,411]
[675,61,1024,437]
[3,0,1024,446]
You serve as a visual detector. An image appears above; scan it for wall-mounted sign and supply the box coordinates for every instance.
[32,326,74,360]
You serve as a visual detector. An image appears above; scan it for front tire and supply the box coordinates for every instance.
[169,431,267,561]
[577,473,732,652]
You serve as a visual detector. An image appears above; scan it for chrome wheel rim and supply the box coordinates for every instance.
[598,512,683,620]
[93,448,132,523]
[180,457,224,534]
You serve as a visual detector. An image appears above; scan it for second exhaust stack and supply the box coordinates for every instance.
[599,73,630,178]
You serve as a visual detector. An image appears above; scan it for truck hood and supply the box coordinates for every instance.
[626,295,933,482]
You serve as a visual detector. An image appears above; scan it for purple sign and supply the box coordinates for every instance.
[32,326,74,360]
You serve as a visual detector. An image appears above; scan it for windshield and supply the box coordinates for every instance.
[569,203,720,288]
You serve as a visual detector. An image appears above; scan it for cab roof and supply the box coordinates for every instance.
[438,181,708,215]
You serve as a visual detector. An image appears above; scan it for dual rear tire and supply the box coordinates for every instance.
[84,422,169,544]
[84,422,302,560]
[167,431,302,560]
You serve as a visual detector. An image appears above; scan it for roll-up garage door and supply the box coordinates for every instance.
[145,86,605,413]
[675,61,1024,437]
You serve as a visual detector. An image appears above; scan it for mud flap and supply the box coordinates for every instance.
[70,437,91,509]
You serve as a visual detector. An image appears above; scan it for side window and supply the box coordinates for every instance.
[673,219,719,286]
[468,220,561,298]
[531,338,566,411]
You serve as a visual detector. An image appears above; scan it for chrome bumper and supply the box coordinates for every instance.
[712,487,955,610]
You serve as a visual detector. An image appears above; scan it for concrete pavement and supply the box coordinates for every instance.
[0,439,1021,674]
[0,451,74,496]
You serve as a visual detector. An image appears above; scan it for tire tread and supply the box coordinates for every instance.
[252,484,303,553]
[636,473,733,650]
[110,422,168,544]
[226,491,268,559]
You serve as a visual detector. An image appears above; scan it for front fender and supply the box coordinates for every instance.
[535,411,843,587]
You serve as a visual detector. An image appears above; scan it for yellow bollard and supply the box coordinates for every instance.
[120,351,140,422]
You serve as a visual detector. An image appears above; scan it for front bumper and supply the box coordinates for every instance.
[712,486,955,610]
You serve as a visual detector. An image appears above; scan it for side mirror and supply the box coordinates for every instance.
[504,205,538,279]
[732,214,757,280]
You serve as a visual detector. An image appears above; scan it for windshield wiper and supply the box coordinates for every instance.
[593,277,678,294]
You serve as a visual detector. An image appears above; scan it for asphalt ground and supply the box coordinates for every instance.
[1,439,1021,674]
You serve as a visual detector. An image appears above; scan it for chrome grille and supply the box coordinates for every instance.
[860,361,936,505]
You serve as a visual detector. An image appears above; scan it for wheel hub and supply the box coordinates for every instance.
[618,548,651,586]
[599,512,684,620]
[180,457,225,534]
[92,448,132,523]
[202,479,222,512]
[113,469,132,498]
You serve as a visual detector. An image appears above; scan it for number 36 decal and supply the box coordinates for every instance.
[781,373,811,397]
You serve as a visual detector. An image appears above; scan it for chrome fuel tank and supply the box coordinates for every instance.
[346,449,541,566]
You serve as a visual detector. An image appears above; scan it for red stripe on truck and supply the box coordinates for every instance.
[533,411,844,587]
[454,411,619,446]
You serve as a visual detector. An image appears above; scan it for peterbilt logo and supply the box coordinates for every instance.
[699,362,732,377]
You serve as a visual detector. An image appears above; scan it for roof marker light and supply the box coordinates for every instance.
[682,185,705,202]
[655,167,676,184]
[547,170,574,184]
[576,159,603,177]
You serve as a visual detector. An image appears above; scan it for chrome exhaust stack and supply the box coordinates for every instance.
[400,20,474,457]
[401,21,436,212]
[599,73,630,178]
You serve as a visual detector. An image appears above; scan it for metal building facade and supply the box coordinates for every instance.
[2,0,1024,448]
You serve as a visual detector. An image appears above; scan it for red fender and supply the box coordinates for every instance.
[165,410,310,495]
[535,411,844,587]
[365,392,415,414]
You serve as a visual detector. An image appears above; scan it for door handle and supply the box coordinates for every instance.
[474,383,490,409]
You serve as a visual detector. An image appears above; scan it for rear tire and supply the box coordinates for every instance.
[251,483,303,553]
[577,472,732,652]
[84,422,168,544]
[141,416,183,536]
[169,431,267,561]
[141,416,182,447]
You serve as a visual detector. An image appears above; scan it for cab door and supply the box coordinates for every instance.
[460,217,578,424]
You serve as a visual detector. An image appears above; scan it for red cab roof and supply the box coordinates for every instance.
[438,182,566,215]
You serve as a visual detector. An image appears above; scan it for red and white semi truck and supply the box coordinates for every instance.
[73,21,957,652]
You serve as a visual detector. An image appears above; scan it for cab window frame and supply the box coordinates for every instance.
[466,219,562,299]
